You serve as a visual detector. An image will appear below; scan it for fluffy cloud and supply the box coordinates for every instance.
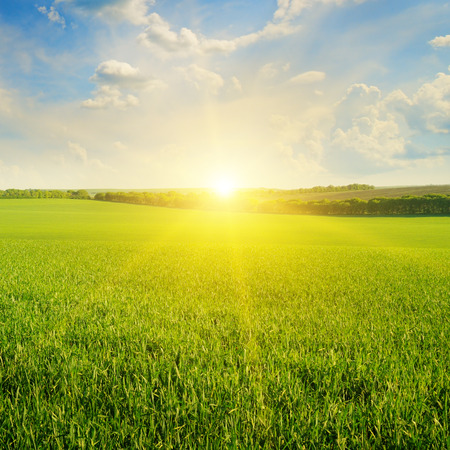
[271,113,328,174]
[332,71,450,168]
[289,70,326,84]
[258,62,291,80]
[37,5,66,28]
[90,60,164,90]
[82,60,164,109]
[278,144,326,173]
[380,70,450,135]
[138,14,201,54]
[178,64,224,95]
[332,84,406,167]
[334,83,382,130]
[410,70,450,134]
[259,63,279,80]
[230,76,243,94]
[333,111,409,167]
[429,35,450,48]
[93,0,154,25]
[82,85,139,109]
[137,0,368,57]
[68,140,88,163]
[273,0,367,22]
[138,12,300,57]
[67,141,114,170]
[338,83,382,106]
[55,0,155,25]
[52,0,366,58]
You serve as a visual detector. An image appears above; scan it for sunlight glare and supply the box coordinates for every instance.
[214,177,235,197]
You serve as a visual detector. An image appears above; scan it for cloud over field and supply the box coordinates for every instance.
[68,141,114,171]
[82,60,164,109]
[332,70,450,168]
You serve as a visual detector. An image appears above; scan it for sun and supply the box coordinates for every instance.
[214,177,235,198]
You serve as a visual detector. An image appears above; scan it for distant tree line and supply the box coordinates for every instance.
[94,191,255,210]
[255,195,449,215]
[243,184,376,197]
[95,191,449,215]
[0,189,91,199]
[293,183,375,194]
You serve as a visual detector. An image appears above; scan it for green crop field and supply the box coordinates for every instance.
[0,200,448,448]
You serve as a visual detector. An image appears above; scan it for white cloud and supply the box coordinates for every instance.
[257,62,291,82]
[138,12,300,57]
[68,141,88,163]
[289,70,326,84]
[333,111,409,167]
[332,71,450,168]
[230,76,243,94]
[96,0,154,25]
[53,0,366,58]
[37,5,66,28]
[138,13,201,54]
[271,113,327,174]
[259,63,279,80]
[411,71,450,134]
[332,84,408,167]
[90,59,164,91]
[55,0,155,25]
[339,83,382,105]
[178,64,224,95]
[67,141,114,171]
[276,143,326,173]
[82,85,139,109]
[380,70,450,135]
[429,34,450,48]
[92,60,141,83]
[334,83,382,130]
[273,0,367,22]
[82,60,164,109]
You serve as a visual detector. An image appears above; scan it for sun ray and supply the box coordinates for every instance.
[214,176,235,198]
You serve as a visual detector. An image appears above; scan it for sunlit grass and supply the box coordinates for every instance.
[0,199,448,248]
[0,200,448,447]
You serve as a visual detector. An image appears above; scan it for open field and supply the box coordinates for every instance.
[0,200,449,448]
[0,200,449,247]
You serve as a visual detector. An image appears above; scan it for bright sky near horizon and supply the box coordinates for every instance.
[0,0,449,189]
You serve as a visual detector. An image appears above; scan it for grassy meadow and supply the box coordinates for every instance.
[0,200,449,448]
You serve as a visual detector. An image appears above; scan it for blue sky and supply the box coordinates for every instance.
[0,0,449,189]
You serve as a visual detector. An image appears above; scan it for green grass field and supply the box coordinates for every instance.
[0,200,448,448]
